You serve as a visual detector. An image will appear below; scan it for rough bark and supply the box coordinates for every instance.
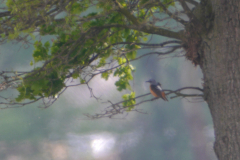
[201,0,240,159]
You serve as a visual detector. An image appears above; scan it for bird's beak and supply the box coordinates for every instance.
[146,80,150,83]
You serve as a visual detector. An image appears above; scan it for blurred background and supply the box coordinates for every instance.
[0,32,217,160]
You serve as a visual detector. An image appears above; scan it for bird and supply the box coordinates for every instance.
[146,79,168,101]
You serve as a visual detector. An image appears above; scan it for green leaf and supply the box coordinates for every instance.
[72,73,79,79]
[80,79,86,84]
[44,41,50,49]
[1,33,5,38]
[143,37,148,41]
[101,72,110,80]
[122,92,136,109]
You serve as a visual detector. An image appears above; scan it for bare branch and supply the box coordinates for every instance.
[85,87,203,119]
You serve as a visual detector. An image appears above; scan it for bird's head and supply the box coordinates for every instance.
[146,79,157,85]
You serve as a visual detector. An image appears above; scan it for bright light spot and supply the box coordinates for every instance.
[91,138,105,152]
[91,136,115,158]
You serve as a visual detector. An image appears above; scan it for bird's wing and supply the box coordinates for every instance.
[150,85,168,101]
[150,85,159,97]
[156,84,163,91]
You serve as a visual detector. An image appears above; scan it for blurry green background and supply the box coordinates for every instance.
[0,34,217,160]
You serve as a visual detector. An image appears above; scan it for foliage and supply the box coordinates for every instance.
[122,92,135,110]
[0,0,193,110]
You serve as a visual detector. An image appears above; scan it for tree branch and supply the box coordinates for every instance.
[184,0,199,6]
[95,24,184,40]
[111,40,181,47]
[157,1,188,25]
[178,0,197,21]
[113,0,140,25]
[85,87,203,119]
[112,0,184,40]
[0,11,10,18]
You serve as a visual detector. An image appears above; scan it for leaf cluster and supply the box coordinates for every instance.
[122,92,136,110]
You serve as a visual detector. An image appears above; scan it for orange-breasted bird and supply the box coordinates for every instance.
[146,79,168,101]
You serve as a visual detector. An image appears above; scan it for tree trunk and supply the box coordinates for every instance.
[201,0,240,159]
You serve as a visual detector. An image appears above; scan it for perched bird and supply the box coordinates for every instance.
[146,79,168,101]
